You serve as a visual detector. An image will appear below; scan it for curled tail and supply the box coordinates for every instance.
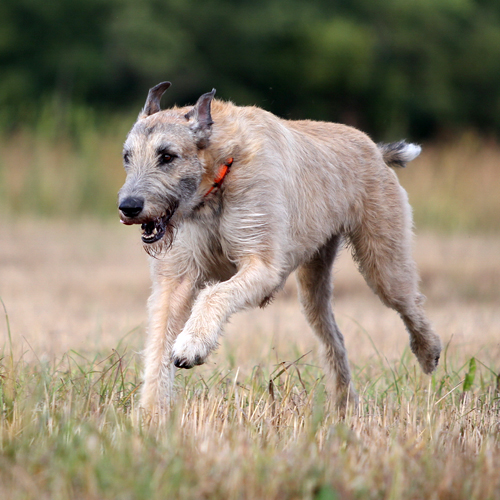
[378,140,421,168]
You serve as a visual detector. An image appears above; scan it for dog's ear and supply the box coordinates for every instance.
[185,89,216,149]
[140,81,171,118]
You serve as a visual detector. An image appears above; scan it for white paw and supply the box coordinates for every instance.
[171,333,211,369]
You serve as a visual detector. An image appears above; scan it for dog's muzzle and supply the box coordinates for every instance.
[119,197,178,245]
[119,196,144,219]
[140,212,173,244]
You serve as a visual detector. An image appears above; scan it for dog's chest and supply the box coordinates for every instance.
[178,220,237,281]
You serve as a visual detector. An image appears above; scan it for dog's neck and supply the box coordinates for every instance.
[203,157,233,197]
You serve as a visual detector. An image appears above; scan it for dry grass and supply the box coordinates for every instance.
[0,121,499,499]
[1,221,499,499]
[399,133,500,233]
[0,122,127,218]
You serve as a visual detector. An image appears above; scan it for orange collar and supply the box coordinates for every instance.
[204,158,233,197]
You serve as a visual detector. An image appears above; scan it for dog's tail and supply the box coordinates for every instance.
[378,140,421,168]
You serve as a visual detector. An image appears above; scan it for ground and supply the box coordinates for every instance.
[0,219,499,500]
[1,219,498,367]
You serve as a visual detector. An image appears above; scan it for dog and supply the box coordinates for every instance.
[118,81,442,414]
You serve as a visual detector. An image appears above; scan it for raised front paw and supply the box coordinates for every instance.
[171,334,211,370]
[173,353,205,369]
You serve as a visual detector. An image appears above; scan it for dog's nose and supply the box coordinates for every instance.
[119,197,144,218]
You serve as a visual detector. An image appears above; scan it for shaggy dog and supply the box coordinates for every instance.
[118,82,441,414]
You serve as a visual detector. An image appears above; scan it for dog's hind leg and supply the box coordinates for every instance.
[140,270,196,417]
[349,181,441,374]
[296,234,358,412]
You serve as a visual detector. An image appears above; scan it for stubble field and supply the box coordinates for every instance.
[1,219,499,499]
[1,131,500,499]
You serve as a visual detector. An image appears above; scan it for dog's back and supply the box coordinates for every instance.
[206,101,417,274]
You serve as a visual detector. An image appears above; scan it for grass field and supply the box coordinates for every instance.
[1,219,499,500]
[0,127,499,499]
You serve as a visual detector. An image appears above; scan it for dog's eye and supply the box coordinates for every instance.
[123,152,130,164]
[158,151,176,166]
[161,154,174,164]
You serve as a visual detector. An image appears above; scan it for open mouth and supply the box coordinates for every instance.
[140,205,177,244]
[141,216,167,244]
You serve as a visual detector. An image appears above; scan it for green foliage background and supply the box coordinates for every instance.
[2,0,500,139]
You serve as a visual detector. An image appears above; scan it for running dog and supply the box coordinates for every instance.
[118,82,441,414]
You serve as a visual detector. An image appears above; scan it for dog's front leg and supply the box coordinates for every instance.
[172,256,279,368]
[140,272,196,415]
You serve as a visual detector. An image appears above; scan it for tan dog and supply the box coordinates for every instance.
[118,82,441,414]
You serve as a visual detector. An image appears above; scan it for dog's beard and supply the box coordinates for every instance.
[142,222,176,258]
[140,202,178,257]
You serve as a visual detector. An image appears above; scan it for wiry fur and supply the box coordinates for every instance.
[377,140,422,168]
[118,83,441,416]
[143,222,176,258]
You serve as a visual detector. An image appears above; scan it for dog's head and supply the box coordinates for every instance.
[118,82,216,254]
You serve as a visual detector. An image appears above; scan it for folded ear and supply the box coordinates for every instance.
[140,81,171,118]
[185,89,216,149]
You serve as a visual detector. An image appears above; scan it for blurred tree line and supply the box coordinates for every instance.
[1,0,500,140]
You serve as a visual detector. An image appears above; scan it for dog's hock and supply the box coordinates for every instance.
[141,81,172,117]
[185,89,216,149]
